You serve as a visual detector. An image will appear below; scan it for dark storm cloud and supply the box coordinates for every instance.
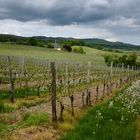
[0,0,121,24]
[0,0,140,44]
[0,0,140,26]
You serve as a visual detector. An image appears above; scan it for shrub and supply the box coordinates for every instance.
[96,46,103,50]
[103,53,138,67]
[28,37,38,46]
[103,48,113,52]
[73,46,85,54]
[62,44,72,52]
[37,43,45,47]
[47,43,54,49]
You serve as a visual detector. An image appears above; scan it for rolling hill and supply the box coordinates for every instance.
[0,34,140,50]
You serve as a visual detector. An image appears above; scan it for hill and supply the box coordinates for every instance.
[0,34,140,50]
[83,38,140,50]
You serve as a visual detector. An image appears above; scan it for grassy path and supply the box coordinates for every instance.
[61,81,140,140]
[136,117,140,140]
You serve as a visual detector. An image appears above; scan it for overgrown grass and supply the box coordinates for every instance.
[136,117,140,140]
[22,112,49,127]
[0,87,49,100]
[0,43,102,63]
[0,103,15,113]
[0,87,50,112]
[0,112,49,136]
[0,43,126,64]
[0,123,8,133]
[61,85,140,140]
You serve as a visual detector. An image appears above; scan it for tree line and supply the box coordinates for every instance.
[0,34,85,48]
[103,53,140,67]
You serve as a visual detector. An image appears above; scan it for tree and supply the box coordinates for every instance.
[118,55,128,65]
[103,55,113,66]
[47,43,54,49]
[62,44,72,52]
[127,53,137,66]
[28,37,38,46]
[104,53,138,67]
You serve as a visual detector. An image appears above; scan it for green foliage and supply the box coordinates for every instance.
[0,88,37,100]
[103,53,139,67]
[127,53,137,66]
[114,50,122,53]
[22,113,49,127]
[60,39,85,46]
[96,46,104,50]
[87,44,123,53]
[62,44,72,52]
[0,123,8,133]
[0,103,14,113]
[84,38,140,50]
[0,103,5,113]
[0,34,86,49]
[73,46,86,54]
[0,34,140,50]
[37,42,45,47]
[103,48,122,53]
[47,42,54,49]
[103,48,113,52]
[28,37,38,46]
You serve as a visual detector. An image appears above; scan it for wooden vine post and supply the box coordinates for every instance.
[65,62,68,96]
[82,92,85,108]
[127,65,130,82]
[8,56,15,103]
[51,62,57,129]
[121,63,124,84]
[87,61,91,105]
[59,78,64,122]
[87,61,91,83]
[65,62,68,86]
[109,62,113,96]
[103,82,105,98]
[96,85,99,101]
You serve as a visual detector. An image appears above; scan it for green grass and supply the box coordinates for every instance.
[0,43,125,64]
[61,88,139,140]
[0,87,50,100]
[0,103,15,113]
[0,112,49,136]
[22,112,49,127]
[0,43,96,63]
[0,87,50,113]
[0,123,8,133]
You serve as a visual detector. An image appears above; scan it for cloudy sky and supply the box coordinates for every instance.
[0,0,140,45]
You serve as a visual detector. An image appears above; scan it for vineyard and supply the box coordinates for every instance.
[0,55,140,139]
[0,0,140,139]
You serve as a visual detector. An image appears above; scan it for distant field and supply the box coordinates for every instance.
[0,43,125,64]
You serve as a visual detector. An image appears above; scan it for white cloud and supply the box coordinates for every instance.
[0,19,118,40]
[0,0,140,44]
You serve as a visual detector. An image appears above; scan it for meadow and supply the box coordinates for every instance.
[0,43,124,63]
